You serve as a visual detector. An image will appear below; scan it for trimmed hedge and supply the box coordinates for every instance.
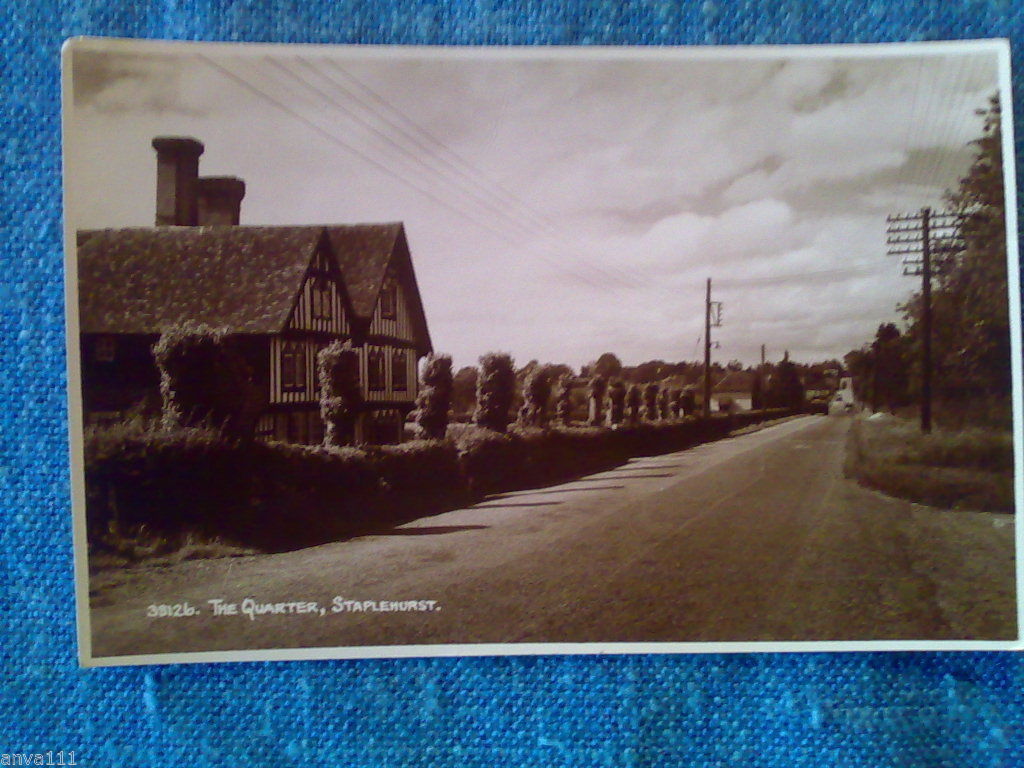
[85,408,797,550]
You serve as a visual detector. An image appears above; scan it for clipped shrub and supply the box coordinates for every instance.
[413,353,454,439]
[519,365,554,428]
[588,374,608,426]
[659,387,672,420]
[554,374,574,425]
[152,321,255,438]
[626,383,642,425]
[681,388,697,416]
[318,341,363,446]
[474,352,516,433]
[642,382,660,421]
[670,389,683,419]
[751,374,765,410]
[607,380,626,425]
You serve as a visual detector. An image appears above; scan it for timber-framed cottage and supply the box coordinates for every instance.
[76,136,432,445]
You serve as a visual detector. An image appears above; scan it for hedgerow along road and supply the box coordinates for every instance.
[89,414,1016,658]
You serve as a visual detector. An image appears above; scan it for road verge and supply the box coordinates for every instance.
[843,414,1013,513]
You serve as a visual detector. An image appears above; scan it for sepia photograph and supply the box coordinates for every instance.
[62,38,1021,665]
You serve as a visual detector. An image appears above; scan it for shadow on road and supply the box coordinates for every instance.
[371,525,490,536]
[487,485,626,499]
[474,501,564,509]
[591,472,675,479]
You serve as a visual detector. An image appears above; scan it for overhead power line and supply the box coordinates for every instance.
[323,59,572,237]
[280,57,645,290]
[198,54,623,292]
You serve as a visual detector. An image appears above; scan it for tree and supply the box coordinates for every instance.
[152,321,255,437]
[902,95,1011,404]
[592,352,623,379]
[765,353,805,409]
[873,323,911,411]
[474,353,516,433]
[412,354,453,439]
[631,360,670,384]
[450,366,478,419]
[317,341,363,446]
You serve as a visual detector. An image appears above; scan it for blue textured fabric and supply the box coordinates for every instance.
[3,1,1024,765]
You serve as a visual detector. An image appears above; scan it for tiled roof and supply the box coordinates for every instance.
[713,370,758,393]
[75,224,409,336]
[325,224,402,318]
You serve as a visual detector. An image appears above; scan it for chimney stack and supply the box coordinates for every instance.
[152,136,204,226]
[197,176,246,226]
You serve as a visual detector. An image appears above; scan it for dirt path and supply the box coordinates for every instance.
[87,415,1017,659]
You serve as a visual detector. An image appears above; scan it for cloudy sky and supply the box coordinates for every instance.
[66,41,1003,371]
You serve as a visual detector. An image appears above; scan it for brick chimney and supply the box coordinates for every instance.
[197,176,246,226]
[152,136,204,226]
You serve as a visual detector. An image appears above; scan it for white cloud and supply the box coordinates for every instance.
[67,45,1002,370]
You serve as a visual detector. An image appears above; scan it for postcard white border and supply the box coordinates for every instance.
[61,36,1023,667]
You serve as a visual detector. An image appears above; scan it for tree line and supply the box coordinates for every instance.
[845,96,1010,424]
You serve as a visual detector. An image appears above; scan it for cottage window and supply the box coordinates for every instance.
[311,277,332,321]
[392,349,407,391]
[380,280,397,320]
[94,336,115,363]
[368,349,386,391]
[282,341,306,391]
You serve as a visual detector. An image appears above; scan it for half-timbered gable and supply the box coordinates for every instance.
[368,268,416,342]
[270,233,356,410]
[283,236,351,337]
[75,137,433,446]
[77,224,429,445]
[326,224,431,356]
[326,224,433,426]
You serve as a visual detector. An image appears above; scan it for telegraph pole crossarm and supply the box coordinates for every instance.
[886,205,957,433]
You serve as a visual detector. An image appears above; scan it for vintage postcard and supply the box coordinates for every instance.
[62,38,1022,666]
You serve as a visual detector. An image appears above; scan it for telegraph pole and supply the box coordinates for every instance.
[703,278,712,418]
[921,209,933,433]
[886,207,960,433]
[702,279,723,418]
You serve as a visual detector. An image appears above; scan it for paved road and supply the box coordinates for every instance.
[89,415,1017,658]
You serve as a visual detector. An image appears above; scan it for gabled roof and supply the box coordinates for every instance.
[659,371,704,390]
[75,224,425,342]
[325,223,403,318]
[77,226,323,334]
[713,370,757,394]
[328,223,432,355]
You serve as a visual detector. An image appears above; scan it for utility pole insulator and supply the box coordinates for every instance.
[886,206,951,433]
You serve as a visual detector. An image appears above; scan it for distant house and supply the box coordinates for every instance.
[830,376,856,412]
[75,136,432,445]
[711,370,757,412]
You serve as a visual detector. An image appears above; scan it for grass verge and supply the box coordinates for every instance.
[844,414,1014,513]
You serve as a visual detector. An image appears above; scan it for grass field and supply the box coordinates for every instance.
[845,413,1015,513]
